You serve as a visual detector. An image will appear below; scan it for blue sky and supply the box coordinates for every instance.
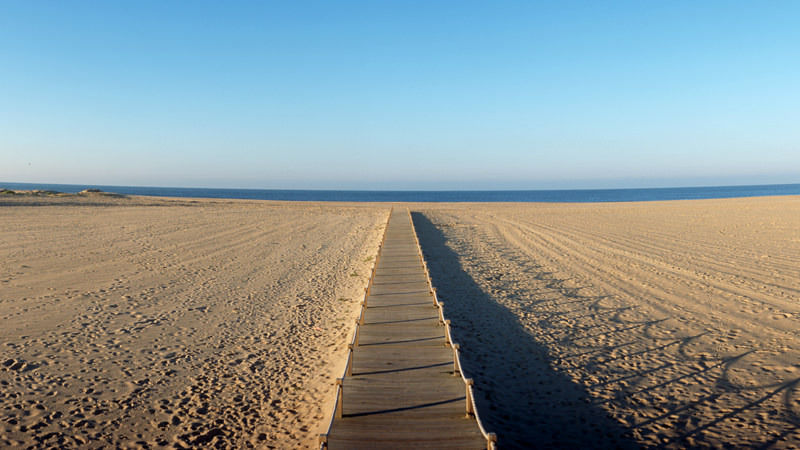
[1,1,799,190]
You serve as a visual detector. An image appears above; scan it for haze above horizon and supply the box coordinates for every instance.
[2,1,799,190]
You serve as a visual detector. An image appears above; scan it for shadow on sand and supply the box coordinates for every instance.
[412,212,639,449]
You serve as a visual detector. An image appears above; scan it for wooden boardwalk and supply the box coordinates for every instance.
[320,209,492,449]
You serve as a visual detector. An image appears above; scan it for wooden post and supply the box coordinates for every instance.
[359,302,366,325]
[346,344,354,376]
[431,287,436,304]
[452,343,460,375]
[354,319,360,346]
[438,302,444,324]
[444,320,451,345]
[465,379,474,416]
[486,433,497,449]
[335,379,344,418]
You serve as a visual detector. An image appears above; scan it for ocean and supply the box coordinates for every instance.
[2,182,800,203]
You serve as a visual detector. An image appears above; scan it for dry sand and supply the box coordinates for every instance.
[0,193,387,448]
[3,192,798,448]
[413,196,799,448]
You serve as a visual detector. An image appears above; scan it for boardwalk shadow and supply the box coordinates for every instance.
[412,212,638,449]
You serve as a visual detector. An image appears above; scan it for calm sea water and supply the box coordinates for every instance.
[3,182,800,203]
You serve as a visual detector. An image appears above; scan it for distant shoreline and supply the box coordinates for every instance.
[2,181,800,203]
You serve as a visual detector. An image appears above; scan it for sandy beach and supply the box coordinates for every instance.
[0,193,387,448]
[414,196,799,448]
[2,192,798,448]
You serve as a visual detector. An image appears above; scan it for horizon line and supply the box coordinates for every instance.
[3,180,800,193]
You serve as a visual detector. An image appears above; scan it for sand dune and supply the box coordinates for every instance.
[415,196,799,448]
[0,194,387,448]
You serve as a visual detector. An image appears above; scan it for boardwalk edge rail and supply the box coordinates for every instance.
[319,207,497,450]
[318,208,392,449]
[409,208,498,450]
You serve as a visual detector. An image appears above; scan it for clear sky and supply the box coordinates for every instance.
[2,1,799,190]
